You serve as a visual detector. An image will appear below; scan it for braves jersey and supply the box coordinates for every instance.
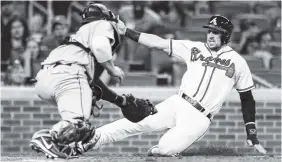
[41,20,118,81]
[167,39,255,115]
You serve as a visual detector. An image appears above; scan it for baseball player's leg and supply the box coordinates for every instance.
[34,69,57,105]
[86,95,178,150]
[54,71,92,121]
[151,96,211,156]
[31,69,94,158]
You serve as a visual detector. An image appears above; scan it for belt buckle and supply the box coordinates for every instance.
[187,97,193,104]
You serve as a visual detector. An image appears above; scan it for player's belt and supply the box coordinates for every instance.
[181,93,212,120]
[41,62,72,69]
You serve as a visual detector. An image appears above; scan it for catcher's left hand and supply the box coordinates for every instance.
[121,94,158,123]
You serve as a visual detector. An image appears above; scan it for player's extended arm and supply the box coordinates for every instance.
[116,18,170,52]
[239,90,267,155]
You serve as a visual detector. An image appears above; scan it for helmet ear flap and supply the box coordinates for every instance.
[221,32,231,45]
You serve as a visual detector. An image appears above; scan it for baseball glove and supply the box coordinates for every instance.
[121,94,157,123]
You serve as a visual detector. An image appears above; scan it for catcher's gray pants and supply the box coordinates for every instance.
[35,64,92,121]
[94,94,211,155]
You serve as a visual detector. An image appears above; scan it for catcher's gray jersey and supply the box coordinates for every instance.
[42,20,115,82]
[35,20,117,121]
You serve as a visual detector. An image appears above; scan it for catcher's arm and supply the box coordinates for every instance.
[91,79,157,122]
[93,78,126,106]
[239,90,267,155]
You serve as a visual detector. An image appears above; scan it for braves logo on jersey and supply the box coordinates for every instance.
[190,47,235,78]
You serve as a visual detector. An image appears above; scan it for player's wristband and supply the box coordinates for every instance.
[125,28,140,42]
[245,122,257,137]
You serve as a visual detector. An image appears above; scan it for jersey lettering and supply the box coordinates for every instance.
[191,52,231,66]
[191,51,235,78]
[202,62,235,78]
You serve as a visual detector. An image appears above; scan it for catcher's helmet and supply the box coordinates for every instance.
[80,3,117,24]
[203,15,233,44]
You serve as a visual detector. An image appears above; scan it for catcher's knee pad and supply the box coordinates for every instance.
[50,119,95,145]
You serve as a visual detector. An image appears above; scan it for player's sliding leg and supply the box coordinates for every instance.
[76,95,179,153]
[148,99,211,156]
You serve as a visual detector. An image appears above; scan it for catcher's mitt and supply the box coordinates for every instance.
[121,94,157,123]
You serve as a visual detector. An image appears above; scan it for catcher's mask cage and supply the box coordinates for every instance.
[80,3,118,24]
[203,15,234,45]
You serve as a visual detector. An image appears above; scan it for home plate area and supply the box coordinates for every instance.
[1,146,281,162]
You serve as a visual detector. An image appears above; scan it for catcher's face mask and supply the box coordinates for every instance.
[80,3,118,24]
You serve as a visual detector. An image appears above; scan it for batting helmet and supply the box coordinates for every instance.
[203,15,234,44]
[80,3,117,24]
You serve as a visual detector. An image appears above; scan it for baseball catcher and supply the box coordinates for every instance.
[29,2,157,159]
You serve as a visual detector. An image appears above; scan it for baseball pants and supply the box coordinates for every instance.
[93,94,211,155]
[34,64,92,121]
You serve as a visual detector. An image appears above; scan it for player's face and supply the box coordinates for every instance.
[206,29,222,51]
[27,40,40,59]
[54,24,68,40]
[11,20,24,39]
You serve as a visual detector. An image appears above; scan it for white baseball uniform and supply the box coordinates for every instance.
[90,39,255,155]
[34,20,118,121]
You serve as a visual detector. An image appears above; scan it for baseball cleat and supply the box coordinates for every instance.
[147,145,159,156]
[30,129,77,159]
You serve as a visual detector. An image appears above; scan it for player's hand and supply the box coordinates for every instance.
[116,16,127,35]
[110,66,125,84]
[245,123,267,155]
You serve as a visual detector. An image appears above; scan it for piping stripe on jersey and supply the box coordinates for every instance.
[199,67,216,102]
[77,72,84,118]
[237,85,255,92]
[204,43,213,55]
[198,45,234,102]
[168,39,172,56]
[192,44,212,98]
[193,66,207,97]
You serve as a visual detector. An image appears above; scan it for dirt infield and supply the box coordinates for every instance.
[1,154,281,162]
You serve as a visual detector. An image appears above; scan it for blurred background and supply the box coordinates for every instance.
[1,0,281,88]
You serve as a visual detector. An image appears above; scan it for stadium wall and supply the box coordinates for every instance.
[1,87,281,155]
